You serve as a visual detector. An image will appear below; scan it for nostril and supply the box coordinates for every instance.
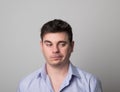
[52,46,59,53]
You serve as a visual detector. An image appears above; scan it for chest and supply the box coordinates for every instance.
[27,78,89,92]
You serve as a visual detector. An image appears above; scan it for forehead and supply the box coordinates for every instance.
[43,32,69,42]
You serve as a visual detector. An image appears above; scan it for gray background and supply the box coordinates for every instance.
[0,0,120,92]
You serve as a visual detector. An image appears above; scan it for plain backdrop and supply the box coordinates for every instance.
[0,0,120,92]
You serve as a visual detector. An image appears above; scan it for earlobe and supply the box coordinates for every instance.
[40,41,43,49]
[72,41,74,52]
[71,41,74,52]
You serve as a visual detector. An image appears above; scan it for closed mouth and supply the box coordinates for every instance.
[51,55,63,59]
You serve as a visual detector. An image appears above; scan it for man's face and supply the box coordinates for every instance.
[40,32,74,67]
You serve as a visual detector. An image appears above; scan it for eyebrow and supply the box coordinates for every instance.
[43,40,67,44]
[43,40,52,43]
[58,41,67,44]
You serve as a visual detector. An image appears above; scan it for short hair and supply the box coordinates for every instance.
[40,19,73,42]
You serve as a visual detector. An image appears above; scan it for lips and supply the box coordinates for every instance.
[50,55,63,60]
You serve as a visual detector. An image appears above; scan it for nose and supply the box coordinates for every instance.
[52,45,59,53]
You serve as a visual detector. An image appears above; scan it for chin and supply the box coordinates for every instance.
[48,60,63,66]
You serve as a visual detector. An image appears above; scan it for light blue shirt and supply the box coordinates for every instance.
[17,63,103,92]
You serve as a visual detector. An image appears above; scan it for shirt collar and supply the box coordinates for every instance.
[37,63,81,79]
[68,63,81,78]
[37,64,47,80]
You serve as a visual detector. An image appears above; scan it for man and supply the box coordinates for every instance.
[17,19,103,92]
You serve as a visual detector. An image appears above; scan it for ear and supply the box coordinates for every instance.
[40,40,43,50]
[71,41,74,52]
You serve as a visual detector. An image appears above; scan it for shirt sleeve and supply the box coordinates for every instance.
[17,80,25,92]
[89,76,103,92]
[17,82,23,92]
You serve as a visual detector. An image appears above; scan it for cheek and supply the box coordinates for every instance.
[42,47,50,55]
[61,47,71,55]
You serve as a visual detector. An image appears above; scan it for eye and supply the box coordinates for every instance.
[46,43,52,47]
[59,42,67,47]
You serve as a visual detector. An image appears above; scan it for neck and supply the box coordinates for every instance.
[46,62,70,77]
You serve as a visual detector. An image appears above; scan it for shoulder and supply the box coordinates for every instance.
[17,69,41,92]
[22,69,41,83]
[75,66,101,84]
[73,66,103,92]
[75,66,102,91]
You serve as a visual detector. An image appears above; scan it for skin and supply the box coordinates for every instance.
[40,32,74,68]
[40,32,74,92]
